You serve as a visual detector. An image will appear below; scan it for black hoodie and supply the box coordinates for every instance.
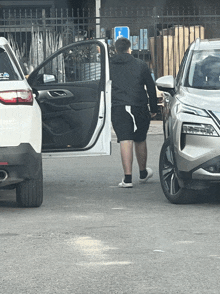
[110,53,157,113]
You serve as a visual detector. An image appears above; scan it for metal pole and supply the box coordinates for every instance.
[153,7,158,80]
[42,9,47,60]
[96,0,101,38]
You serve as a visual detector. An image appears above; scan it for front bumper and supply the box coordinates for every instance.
[0,143,42,187]
[178,154,220,181]
[171,107,220,183]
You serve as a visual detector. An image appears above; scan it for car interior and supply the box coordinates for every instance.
[192,55,220,89]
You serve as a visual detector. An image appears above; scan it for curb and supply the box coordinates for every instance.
[148,120,163,135]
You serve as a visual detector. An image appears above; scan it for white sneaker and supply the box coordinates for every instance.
[139,168,153,183]
[118,179,133,188]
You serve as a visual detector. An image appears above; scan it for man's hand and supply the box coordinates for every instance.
[151,113,157,118]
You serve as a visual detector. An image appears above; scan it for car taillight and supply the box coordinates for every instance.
[0,90,33,105]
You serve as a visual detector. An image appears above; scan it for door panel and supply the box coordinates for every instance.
[28,40,111,155]
[36,81,99,149]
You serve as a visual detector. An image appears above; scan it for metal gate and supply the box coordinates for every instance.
[0,6,220,78]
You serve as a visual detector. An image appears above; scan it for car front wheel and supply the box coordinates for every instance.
[159,137,196,204]
[16,159,43,208]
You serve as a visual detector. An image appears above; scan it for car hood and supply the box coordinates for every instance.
[179,87,220,112]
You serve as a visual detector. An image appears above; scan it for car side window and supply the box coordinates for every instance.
[32,43,102,85]
[176,48,190,88]
[0,47,21,81]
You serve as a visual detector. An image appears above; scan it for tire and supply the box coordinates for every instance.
[159,137,197,204]
[16,159,43,208]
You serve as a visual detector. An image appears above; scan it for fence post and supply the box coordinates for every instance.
[42,9,46,60]
[153,7,158,80]
[96,0,101,38]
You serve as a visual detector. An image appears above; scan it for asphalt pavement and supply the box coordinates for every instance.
[1,121,220,294]
[148,120,163,135]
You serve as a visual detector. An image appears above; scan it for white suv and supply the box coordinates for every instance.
[0,37,111,207]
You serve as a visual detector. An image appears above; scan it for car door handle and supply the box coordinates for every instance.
[48,90,72,98]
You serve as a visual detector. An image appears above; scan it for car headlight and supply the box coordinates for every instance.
[182,123,219,136]
[177,103,209,117]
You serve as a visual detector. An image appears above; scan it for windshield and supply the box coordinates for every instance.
[186,50,220,90]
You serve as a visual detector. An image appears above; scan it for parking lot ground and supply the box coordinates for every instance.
[1,122,220,294]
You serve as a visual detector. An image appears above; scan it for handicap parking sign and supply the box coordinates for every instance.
[114,27,130,41]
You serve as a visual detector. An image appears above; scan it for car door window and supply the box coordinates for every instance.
[33,43,101,84]
[28,41,106,152]
[0,46,22,81]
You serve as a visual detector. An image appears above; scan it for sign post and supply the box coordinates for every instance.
[96,0,101,38]
[114,26,130,42]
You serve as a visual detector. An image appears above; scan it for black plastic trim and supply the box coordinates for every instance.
[178,155,220,180]
[0,143,42,187]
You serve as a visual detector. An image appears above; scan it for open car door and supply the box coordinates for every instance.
[28,39,111,158]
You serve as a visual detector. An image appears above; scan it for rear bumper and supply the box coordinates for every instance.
[0,143,42,187]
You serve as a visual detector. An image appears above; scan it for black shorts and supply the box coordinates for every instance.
[111,105,151,143]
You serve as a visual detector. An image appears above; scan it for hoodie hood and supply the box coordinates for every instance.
[111,53,134,64]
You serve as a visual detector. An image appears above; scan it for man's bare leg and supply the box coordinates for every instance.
[120,140,133,175]
[135,140,153,182]
[134,140,147,171]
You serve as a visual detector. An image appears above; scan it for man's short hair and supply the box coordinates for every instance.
[115,37,131,54]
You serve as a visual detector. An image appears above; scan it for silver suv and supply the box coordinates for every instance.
[156,38,220,204]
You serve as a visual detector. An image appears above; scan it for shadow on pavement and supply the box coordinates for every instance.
[0,189,19,208]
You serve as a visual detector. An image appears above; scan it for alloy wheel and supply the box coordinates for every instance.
[161,144,181,195]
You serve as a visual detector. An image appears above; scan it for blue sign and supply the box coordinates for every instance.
[114,26,130,41]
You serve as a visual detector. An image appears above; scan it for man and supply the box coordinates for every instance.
[110,37,157,188]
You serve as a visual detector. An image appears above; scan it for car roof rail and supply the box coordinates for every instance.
[194,38,201,50]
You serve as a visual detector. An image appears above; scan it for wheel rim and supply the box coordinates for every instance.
[161,145,181,195]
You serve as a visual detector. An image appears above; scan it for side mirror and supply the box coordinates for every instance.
[28,73,57,86]
[156,75,175,93]
[34,73,57,85]
[43,74,56,83]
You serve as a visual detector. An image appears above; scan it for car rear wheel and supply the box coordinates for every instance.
[16,159,43,208]
[159,137,196,204]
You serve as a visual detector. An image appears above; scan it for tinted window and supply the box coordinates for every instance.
[186,50,220,89]
[0,47,22,81]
